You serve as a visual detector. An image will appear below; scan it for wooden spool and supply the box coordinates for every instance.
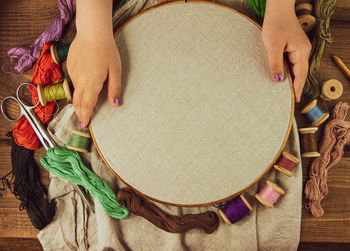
[320,79,343,101]
[66,130,91,153]
[298,127,320,158]
[37,78,72,106]
[90,1,294,206]
[218,195,253,225]
[295,2,316,32]
[274,151,301,177]
[255,180,285,208]
[300,99,329,127]
[50,44,61,65]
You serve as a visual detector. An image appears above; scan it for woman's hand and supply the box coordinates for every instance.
[67,0,121,128]
[262,0,312,102]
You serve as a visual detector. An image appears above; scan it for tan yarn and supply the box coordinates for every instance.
[304,102,350,217]
[304,0,336,98]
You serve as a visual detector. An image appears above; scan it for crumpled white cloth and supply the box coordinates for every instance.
[38,1,301,250]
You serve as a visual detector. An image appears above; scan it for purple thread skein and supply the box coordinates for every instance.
[7,0,76,73]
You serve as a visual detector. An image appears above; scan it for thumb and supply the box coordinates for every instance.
[266,47,285,83]
[108,62,122,107]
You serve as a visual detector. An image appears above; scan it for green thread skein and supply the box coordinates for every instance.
[246,0,266,25]
[40,147,129,219]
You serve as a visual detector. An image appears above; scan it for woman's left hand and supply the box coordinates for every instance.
[262,0,312,102]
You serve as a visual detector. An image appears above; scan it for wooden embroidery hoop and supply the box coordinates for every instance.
[90,0,294,207]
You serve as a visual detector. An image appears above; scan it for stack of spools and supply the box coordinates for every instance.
[37,43,72,106]
[295,0,316,33]
[298,99,331,159]
[218,151,300,225]
[40,43,92,152]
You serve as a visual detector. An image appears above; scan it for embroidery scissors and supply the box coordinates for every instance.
[1,83,95,213]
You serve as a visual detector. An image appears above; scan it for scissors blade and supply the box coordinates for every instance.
[76,184,95,213]
[26,108,55,149]
[19,102,95,213]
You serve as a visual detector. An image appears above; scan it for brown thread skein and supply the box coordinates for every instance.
[116,187,220,234]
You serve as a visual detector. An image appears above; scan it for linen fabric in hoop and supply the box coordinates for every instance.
[90,0,294,206]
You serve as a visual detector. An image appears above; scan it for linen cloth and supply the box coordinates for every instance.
[38,1,302,250]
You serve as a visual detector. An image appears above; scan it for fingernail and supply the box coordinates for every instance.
[80,122,83,128]
[114,98,120,106]
[273,74,283,82]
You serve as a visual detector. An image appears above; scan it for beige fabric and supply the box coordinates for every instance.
[38,104,301,251]
[92,1,293,205]
[38,1,302,250]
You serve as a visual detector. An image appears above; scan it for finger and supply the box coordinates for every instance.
[292,57,309,103]
[72,87,83,127]
[265,45,285,82]
[79,89,99,128]
[107,60,122,107]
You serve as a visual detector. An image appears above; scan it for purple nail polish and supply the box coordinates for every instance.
[273,74,283,82]
[114,98,119,106]
[80,122,83,128]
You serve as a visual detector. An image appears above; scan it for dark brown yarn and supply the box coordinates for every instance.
[2,132,56,230]
[116,187,220,234]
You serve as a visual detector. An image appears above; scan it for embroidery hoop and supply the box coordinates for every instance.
[90,0,294,207]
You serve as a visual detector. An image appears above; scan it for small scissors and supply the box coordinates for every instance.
[1,83,95,213]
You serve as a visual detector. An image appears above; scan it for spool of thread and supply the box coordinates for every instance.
[300,99,329,126]
[298,127,320,158]
[274,151,301,177]
[37,79,72,106]
[255,180,285,208]
[66,130,91,153]
[295,3,316,32]
[320,79,343,101]
[50,44,70,65]
[218,195,253,225]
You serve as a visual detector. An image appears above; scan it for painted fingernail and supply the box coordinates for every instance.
[114,98,119,106]
[80,122,83,128]
[273,74,283,82]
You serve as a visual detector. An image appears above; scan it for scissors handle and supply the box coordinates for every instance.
[1,96,23,122]
[16,83,40,109]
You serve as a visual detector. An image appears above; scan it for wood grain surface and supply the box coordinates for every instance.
[0,0,349,250]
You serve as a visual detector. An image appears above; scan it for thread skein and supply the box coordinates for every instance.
[299,127,320,158]
[218,195,252,225]
[304,0,336,98]
[37,78,72,106]
[246,0,266,25]
[50,44,70,64]
[7,0,76,73]
[255,180,285,208]
[13,43,62,150]
[274,151,300,177]
[295,2,316,32]
[4,132,55,230]
[117,187,219,234]
[66,130,91,153]
[304,101,350,217]
[40,147,129,219]
[300,99,329,126]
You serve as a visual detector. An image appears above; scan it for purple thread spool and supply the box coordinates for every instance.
[218,195,253,225]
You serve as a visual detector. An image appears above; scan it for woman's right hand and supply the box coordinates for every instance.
[67,0,121,128]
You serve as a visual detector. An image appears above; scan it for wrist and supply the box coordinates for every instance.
[265,0,295,14]
[76,0,113,40]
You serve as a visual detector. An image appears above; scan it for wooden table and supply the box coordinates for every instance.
[0,0,349,250]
